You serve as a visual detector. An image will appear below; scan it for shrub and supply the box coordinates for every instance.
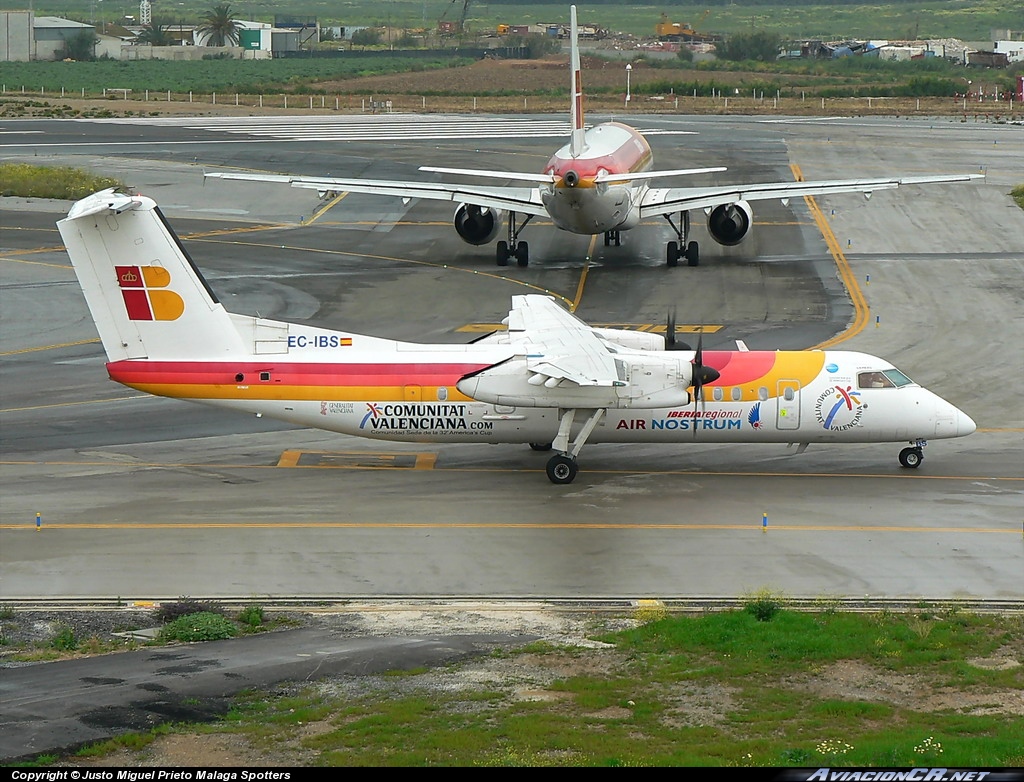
[744,588,786,622]
[158,612,237,643]
[237,604,265,629]
[153,597,224,625]
[51,624,78,650]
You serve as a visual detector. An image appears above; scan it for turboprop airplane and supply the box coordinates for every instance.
[59,189,976,485]
[205,5,980,269]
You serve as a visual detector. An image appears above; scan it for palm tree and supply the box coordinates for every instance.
[137,19,176,46]
[197,3,239,47]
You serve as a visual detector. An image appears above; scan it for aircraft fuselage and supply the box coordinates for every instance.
[105,344,974,449]
[541,121,651,235]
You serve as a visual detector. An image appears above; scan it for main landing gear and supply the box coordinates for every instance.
[603,230,621,247]
[664,211,699,267]
[898,440,927,469]
[496,212,534,267]
[543,408,605,485]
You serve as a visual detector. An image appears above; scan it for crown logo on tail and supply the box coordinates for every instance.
[115,265,184,321]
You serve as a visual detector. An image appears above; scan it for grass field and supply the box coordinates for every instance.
[26,603,1024,767]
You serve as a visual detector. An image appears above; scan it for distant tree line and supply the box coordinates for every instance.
[486,0,963,5]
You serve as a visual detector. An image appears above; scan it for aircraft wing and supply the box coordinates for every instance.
[639,174,983,218]
[506,296,622,387]
[205,171,549,218]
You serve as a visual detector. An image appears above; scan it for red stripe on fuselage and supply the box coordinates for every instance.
[545,122,652,180]
[106,360,493,387]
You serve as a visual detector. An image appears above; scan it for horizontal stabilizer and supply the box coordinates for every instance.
[595,166,726,183]
[420,166,557,184]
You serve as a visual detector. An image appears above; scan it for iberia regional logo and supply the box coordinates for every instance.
[116,265,184,321]
[815,385,864,431]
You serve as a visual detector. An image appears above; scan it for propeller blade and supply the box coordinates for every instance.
[664,308,691,351]
[689,327,721,438]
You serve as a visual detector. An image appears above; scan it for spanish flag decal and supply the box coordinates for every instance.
[116,265,184,321]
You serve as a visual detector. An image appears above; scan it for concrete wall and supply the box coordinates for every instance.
[1,11,33,61]
[120,44,262,60]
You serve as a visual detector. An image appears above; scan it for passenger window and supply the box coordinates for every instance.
[713,387,723,401]
[260,372,271,381]
[758,387,768,401]
[731,387,742,401]
[783,387,795,401]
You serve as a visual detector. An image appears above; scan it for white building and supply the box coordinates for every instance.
[993,40,1024,63]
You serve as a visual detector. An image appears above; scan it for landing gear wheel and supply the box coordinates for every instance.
[515,241,529,267]
[496,241,509,267]
[529,442,553,451]
[546,454,578,485]
[899,447,924,469]
[667,240,680,268]
[686,241,700,267]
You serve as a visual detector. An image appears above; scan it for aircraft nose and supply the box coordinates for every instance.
[563,170,580,188]
[956,408,977,437]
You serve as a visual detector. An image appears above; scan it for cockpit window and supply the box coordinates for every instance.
[859,371,893,389]
[859,370,913,389]
[883,369,913,387]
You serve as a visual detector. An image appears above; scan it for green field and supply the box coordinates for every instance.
[0,56,473,94]
[0,1,1019,42]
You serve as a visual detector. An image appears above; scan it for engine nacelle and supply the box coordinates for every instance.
[706,199,753,247]
[592,328,667,352]
[457,356,692,410]
[453,203,503,246]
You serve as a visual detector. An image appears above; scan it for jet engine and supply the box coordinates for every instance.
[706,199,753,246]
[453,203,503,246]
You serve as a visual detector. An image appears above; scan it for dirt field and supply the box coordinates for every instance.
[3,56,1018,120]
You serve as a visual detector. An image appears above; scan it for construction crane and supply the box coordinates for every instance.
[438,0,471,36]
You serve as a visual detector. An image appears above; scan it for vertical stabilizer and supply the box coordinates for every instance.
[569,5,586,158]
[58,189,248,362]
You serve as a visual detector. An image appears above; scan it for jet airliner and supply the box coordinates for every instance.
[59,189,975,484]
[205,5,981,268]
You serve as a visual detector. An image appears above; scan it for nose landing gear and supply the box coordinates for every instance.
[898,440,927,469]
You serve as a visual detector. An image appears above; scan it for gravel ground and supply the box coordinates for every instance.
[2,603,640,766]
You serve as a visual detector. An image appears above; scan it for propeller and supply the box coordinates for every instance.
[689,327,721,437]
[664,309,692,352]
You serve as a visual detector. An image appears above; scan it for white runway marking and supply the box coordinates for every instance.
[87,114,573,141]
